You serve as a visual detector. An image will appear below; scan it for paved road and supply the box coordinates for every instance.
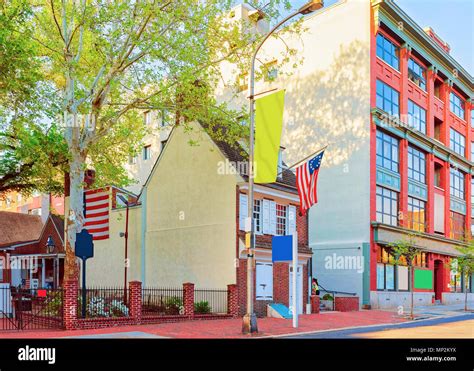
[285,313,474,338]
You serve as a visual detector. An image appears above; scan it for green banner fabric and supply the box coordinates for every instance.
[414,269,433,290]
[254,90,285,183]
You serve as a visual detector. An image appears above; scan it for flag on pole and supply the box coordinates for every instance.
[254,90,285,183]
[84,187,110,240]
[295,151,324,215]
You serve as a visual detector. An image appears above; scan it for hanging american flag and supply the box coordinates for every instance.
[295,151,324,215]
[84,187,110,240]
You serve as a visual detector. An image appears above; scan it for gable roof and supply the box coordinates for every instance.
[139,121,297,199]
[211,135,297,193]
[0,211,44,248]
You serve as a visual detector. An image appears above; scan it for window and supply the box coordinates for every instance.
[407,197,426,232]
[408,146,426,183]
[408,100,426,134]
[376,33,399,70]
[449,128,465,156]
[256,262,273,300]
[377,247,396,291]
[376,186,398,226]
[376,80,400,117]
[376,130,399,172]
[237,73,248,93]
[471,110,474,128]
[450,167,465,200]
[143,145,151,160]
[276,204,287,236]
[472,177,474,205]
[254,199,262,234]
[434,163,442,188]
[128,155,137,165]
[408,58,426,90]
[450,92,465,119]
[413,252,428,268]
[263,61,278,81]
[449,260,462,292]
[160,110,169,128]
[450,212,465,241]
[144,111,152,126]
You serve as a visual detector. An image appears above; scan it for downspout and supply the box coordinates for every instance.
[140,187,147,286]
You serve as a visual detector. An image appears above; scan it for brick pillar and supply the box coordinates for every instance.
[183,282,194,317]
[310,295,320,314]
[227,284,239,318]
[63,280,78,330]
[129,281,142,324]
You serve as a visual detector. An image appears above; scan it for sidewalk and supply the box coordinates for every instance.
[0,310,407,339]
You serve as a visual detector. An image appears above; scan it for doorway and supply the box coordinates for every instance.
[434,260,443,301]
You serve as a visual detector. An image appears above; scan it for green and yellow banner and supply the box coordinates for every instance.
[254,90,285,183]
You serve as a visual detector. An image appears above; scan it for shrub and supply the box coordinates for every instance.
[165,297,183,315]
[194,301,211,314]
[322,294,334,301]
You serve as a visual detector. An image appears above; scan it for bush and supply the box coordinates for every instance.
[165,297,183,315]
[194,301,211,314]
[322,294,334,301]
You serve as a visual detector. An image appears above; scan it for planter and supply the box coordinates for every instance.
[320,299,334,310]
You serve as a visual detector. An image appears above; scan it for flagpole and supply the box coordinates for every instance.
[276,144,328,177]
[242,1,324,335]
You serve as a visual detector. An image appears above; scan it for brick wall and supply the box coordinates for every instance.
[335,297,359,312]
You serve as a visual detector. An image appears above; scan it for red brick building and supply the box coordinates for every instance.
[0,212,65,288]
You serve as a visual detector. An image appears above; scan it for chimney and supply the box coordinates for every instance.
[423,27,450,53]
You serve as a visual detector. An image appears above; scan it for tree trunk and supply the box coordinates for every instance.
[64,130,87,281]
[410,265,414,320]
[465,284,468,312]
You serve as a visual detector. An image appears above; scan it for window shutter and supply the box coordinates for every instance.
[239,194,248,231]
[270,201,277,235]
[262,200,270,234]
[288,205,296,235]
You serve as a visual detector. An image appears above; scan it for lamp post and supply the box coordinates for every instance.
[45,235,55,288]
[243,0,323,335]
[118,194,135,304]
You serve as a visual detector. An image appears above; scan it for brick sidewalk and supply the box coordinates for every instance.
[0,310,406,339]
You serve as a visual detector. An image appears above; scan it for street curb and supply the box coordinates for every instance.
[257,312,474,339]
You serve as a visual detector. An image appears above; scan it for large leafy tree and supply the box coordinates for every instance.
[5,0,299,280]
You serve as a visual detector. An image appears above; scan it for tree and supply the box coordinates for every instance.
[452,243,474,311]
[21,0,300,280]
[389,233,423,320]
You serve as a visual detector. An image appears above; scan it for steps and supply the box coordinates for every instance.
[267,303,293,319]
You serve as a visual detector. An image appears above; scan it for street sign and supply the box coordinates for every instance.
[75,229,94,318]
[75,229,94,260]
[272,235,293,262]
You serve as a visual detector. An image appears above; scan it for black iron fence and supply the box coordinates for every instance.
[142,287,184,316]
[0,287,63,331]
[194,289,228,314]
[78,287,130,318]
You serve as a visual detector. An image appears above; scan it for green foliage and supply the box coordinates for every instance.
[194,300,211,314]
[388,232,423,266]
[452,243,474,285]
[164,296,183,315]
[322,294,333,301]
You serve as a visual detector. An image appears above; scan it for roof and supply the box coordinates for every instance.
[211,135,297,192]
[0,211,43,248]
[49,214,65,244]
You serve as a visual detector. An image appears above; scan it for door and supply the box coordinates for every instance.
[434,260,443,301]
[289,264,303,315]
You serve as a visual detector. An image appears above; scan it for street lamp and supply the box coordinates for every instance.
[243,0,323,335]
[118,194,135,303]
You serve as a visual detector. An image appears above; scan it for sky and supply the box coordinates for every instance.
[285,0,474,75]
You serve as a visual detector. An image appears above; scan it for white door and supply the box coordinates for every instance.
[289,264,303,315]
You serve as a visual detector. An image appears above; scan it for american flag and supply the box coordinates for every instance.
[295,151,324,215]
[84,187,110,240]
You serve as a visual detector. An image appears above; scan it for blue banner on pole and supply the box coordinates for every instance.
[272,235,293,262]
